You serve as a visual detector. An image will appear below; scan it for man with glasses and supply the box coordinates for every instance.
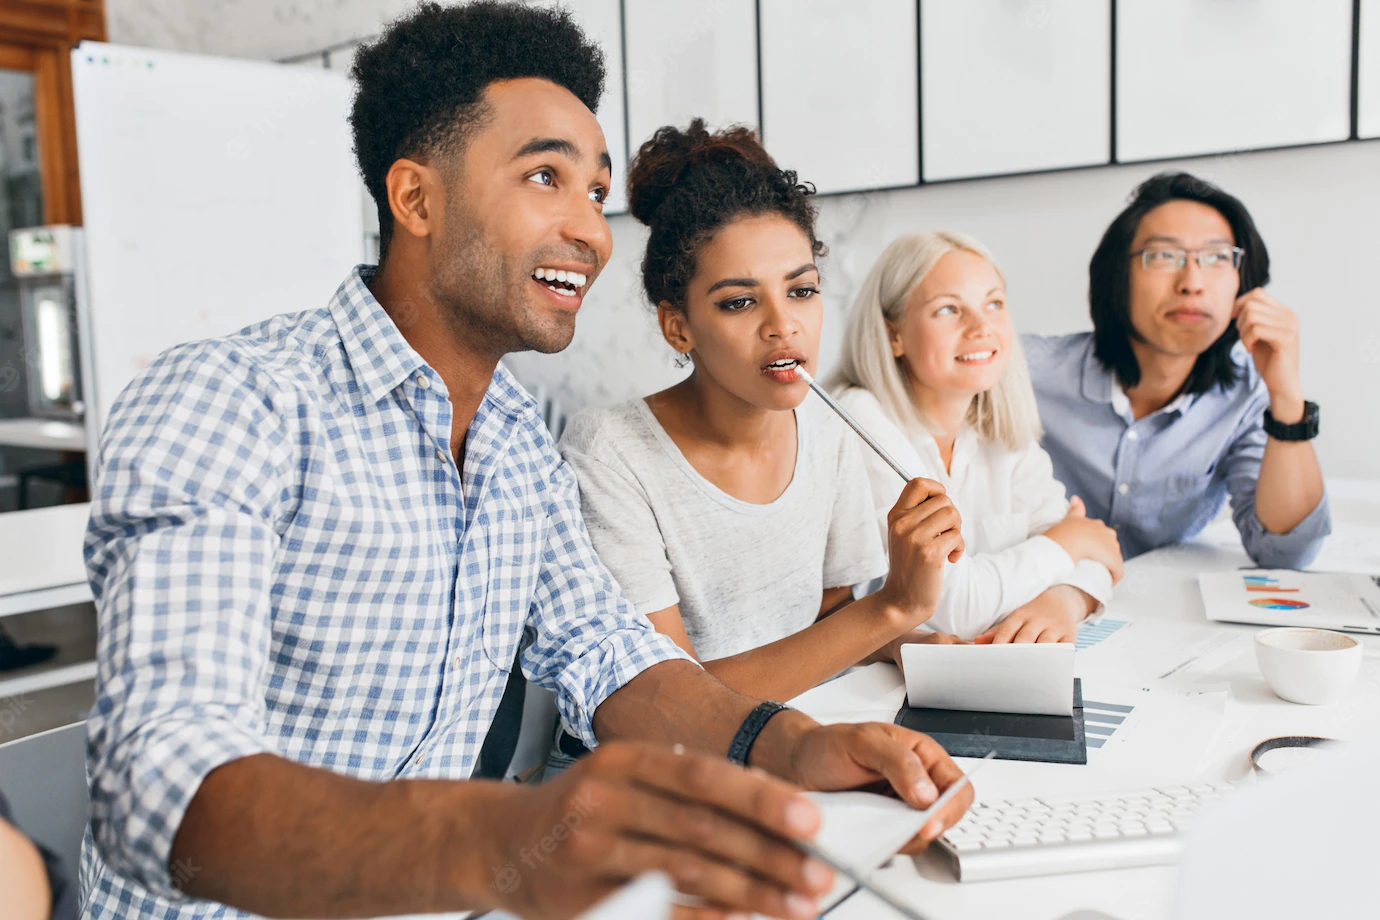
[1023,171,1328,568]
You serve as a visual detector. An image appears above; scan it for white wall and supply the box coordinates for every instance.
[106,1,1380,479]
[504,142,1380,480]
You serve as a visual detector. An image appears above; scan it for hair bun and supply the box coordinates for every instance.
[627,118,777,226]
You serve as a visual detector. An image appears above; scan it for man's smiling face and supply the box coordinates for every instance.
[427,77,615,356]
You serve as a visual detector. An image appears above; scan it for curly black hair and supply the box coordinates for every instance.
[628,118,825,311]
[349,1,605,261]
[1089,171,1270,395]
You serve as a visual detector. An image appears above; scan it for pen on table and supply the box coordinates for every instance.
[793,365,915,483]
[796,751,995,920]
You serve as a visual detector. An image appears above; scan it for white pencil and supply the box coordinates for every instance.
[794,364,915,482]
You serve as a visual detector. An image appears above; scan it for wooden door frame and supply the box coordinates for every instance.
[0,0,107,226]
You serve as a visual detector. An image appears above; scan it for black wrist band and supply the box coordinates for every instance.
[728,701,790,766]
[1263,400,1319,441]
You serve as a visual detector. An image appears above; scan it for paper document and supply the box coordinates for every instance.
[1077,677,1229,779]
[1076,617,1252,697]
[900,643,1075,716]
[782,791,932,916]
[789,662,906,724]
[1198,570,1380,629]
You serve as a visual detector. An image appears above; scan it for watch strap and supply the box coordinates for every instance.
[728,701,790,766]
[1263,400,1319,441]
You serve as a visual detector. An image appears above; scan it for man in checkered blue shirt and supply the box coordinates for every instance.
[81,4,972,919]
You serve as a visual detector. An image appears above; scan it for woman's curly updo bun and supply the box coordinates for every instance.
[627,118,824,310]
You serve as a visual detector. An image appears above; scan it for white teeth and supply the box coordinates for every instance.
[766,359,799,369]
[533,268,589,289]
[957,351,994,362]
[546,283,576,298]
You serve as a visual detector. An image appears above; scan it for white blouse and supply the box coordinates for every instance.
[834,387,1113,638]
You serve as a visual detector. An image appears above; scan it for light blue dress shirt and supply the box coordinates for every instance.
[1023,332,1329,566]
[80,266,690,919]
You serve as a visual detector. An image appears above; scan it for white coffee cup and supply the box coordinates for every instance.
[1254,627,1362,705]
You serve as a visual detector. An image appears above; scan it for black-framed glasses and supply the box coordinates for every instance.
[1129,246,1244,273]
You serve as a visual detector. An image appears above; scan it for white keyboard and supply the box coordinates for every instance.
[937,782,1238,882]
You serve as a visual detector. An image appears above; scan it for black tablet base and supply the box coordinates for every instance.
[894,678,1087,765]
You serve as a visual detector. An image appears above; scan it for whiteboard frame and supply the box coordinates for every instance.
[1113,0,1354,164]
[72,42,367,443]
[126,4,1380,204]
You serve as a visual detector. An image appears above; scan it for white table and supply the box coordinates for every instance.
[791,481,1380,920]
[0,503,96,698]
[0,417,87,452]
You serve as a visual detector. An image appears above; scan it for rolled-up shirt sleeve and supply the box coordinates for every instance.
[521,456,694,749]
[1222,401,1331,569]
[84,342,292,897]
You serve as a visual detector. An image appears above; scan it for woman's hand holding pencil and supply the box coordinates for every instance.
[874,478,965,626]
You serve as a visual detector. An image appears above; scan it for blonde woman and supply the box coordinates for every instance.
[830,232,1124,645]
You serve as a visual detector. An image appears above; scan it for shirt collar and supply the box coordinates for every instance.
[326,265,541,421]
[329,265,427,403]
[1080,341,1194,421]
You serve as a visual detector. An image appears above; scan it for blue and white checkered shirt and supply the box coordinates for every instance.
[80,266,690,919]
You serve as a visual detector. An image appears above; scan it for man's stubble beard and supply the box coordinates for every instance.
[430,198,579,360]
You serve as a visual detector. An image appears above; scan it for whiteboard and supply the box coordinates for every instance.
[1361,0,1380,139]
[72,43,366,436]
[531,0,629,214]
[624,0,760,154]
[759,0,919,194]
[1116,0,1352,162]
[921,0,1110,181]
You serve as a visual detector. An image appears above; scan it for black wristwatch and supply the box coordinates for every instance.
[1263,400,1320,441]
[728,701,791,766]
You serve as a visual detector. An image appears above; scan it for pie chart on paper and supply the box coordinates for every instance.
[1248,597,1311,611]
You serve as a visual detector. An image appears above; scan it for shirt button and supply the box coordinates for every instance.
[1126,430,1139,441]
[416,374,430,390]
[1117,483,1130,495]
[436,448,448,464]
[453,655,462,670]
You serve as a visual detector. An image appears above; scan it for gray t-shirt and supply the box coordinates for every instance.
[559,398,887,661]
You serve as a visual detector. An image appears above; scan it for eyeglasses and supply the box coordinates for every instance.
[1129,246,1244,273]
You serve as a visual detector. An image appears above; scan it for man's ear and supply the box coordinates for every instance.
[657,302,693,356]
[384,158,440,244]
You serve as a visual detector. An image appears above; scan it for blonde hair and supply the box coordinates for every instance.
[828,230,1043,451]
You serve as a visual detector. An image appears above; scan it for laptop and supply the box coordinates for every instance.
[1197,569,1380,635]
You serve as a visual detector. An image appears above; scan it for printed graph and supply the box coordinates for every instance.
[1081,699,1134,749]
[1249,597,1310,611]
[1076,618,1129,650]
[1243,574,1310,610]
